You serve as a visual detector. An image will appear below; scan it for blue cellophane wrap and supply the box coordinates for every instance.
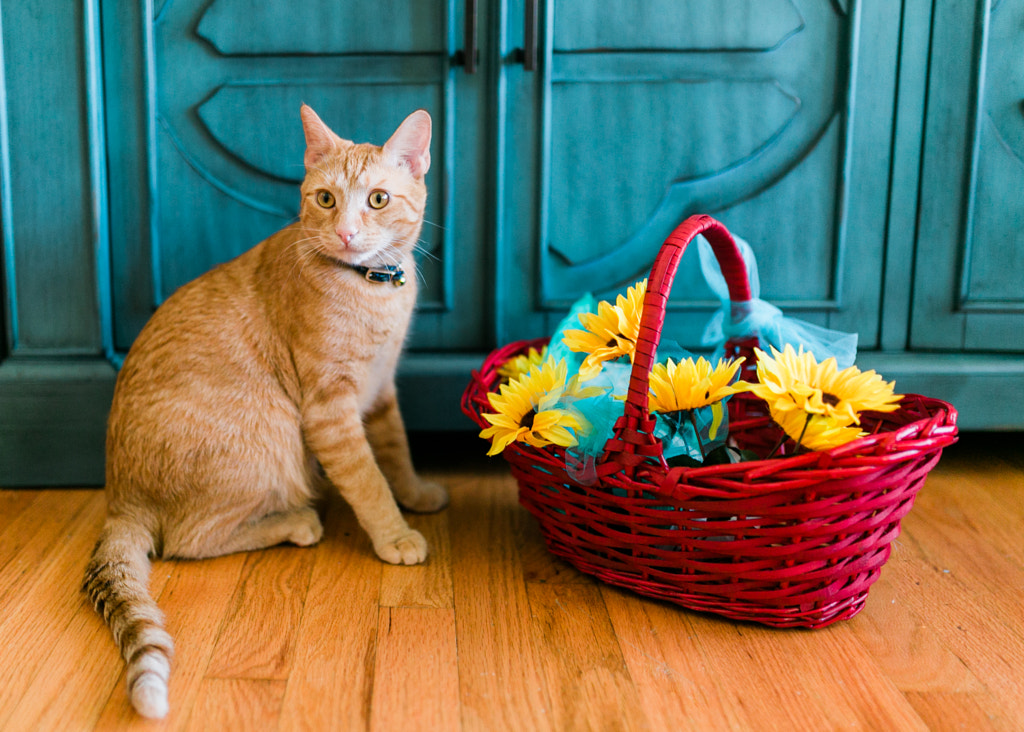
[696,233,858,368]
[548,294,734,484]
[546,293,596,374]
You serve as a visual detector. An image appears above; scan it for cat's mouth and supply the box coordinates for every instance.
[309,231,407,272]
[315,249,362,268]
[315,247,395,272]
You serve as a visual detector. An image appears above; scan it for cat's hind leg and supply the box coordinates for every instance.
[223,506,324,553]
[169,506,323,559]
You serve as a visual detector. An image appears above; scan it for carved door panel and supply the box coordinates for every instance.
[106,0,487,355]
[497,0,901,350]
[912,0,1024,352]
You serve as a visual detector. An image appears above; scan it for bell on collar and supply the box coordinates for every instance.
[363,267,406,286]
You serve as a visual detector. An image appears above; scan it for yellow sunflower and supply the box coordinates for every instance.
[766,405,867,452]
[618,277,647,330]
[562,279,647,380]
[738,344,903,450]
[479,358,586,456]
[497,345,548,381]
[648,357,745,413]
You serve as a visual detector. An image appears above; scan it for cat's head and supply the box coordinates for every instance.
[298,105,431,268]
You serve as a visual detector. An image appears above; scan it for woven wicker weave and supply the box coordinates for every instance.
[462,214,958,628]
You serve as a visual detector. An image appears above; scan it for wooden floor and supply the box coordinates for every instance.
[0,432,1022,731]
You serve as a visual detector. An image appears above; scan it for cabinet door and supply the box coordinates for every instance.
[0,0,120,485]
[106,0,488,355]
[912,0,1024,352]
[497,0,900,350]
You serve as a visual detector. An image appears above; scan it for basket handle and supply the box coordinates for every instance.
[602,214,753,475]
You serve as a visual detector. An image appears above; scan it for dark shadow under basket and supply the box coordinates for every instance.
[461,215,958,629]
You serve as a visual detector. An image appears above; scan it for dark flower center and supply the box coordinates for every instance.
[822,392,841,407]
[520,409,537,430]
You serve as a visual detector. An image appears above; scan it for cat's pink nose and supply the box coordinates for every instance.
[338,228,359,245]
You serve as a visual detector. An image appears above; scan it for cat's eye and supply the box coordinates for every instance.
[315,190,335,208]
[368,190,390,210]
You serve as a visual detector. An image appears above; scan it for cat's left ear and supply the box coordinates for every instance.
[384,110,431,179]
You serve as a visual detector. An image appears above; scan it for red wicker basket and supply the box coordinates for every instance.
[462,214,958,629]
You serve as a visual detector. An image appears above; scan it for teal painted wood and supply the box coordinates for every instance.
[196,0,446,55]
[0,356,480,486]
[497,0,900,352]
[0,0,107,356]
[0,4,12,357]
[0,361,115,486]
[913,0,1024,352]
[5,0,1024,487]
[879,0,932,351]
[107,0,487,353]
[553,0,806,52]
[103,0,157,353]
[856,352,1024,432]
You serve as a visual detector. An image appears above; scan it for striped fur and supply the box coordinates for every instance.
[83,519,173,719]
[85,106,448,718]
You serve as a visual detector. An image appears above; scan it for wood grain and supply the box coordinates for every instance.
[0,490,37,536]
[277,496,381,731]
[4,598,123,732]
[0,491,93,606]
[448,471,551,732]
[603,587,755,730]
[379,505,454,609]
[93,552,248,730]
[0,492,105,729]
[1,436,1021,730]
[527,582,648,731]
[682,615,927,731]
[905,691,1017,732]
[370,606,459,732]
[205,545,316,680]
[847,557,985,694]
[185,679,287,732]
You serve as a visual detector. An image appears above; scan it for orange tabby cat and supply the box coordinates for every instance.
[82,106,447,719]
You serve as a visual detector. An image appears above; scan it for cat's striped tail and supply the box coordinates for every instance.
[83,517,174,719]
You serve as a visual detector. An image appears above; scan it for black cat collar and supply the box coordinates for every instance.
[345,263,407,287]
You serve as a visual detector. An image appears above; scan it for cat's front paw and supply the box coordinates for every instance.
[374,528,428,565]
[398,480,449,513]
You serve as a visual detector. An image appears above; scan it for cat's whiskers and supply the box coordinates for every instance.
[283,230,328,282]
[381,242,426,285]
[297,243,329,281]
[420,217,447,232]
[392,236,439,270]
[410,239,439,263]
[376,245,403,273]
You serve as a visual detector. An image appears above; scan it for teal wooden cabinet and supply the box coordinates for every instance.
[913,0,1024,352]
[2,0,1023,485]
[498,0,899,349]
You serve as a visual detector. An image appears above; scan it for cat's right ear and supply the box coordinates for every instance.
[300,105,341,170]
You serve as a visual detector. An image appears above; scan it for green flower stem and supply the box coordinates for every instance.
[766,432,787,459]
[687,410,707,461]
[793,413,813,454]
[766,412,814,458]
